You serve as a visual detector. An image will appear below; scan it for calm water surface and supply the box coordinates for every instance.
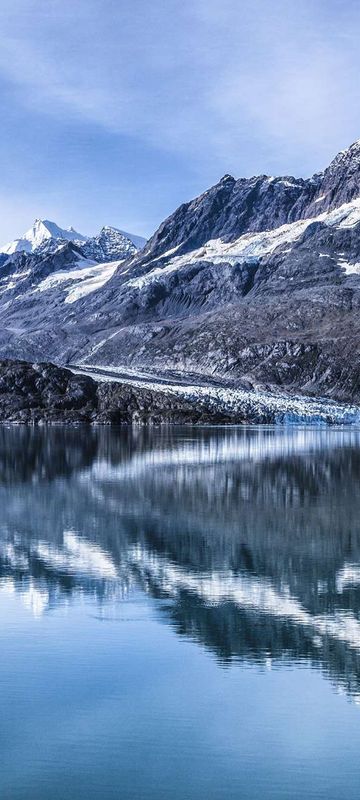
[1,425,360,799]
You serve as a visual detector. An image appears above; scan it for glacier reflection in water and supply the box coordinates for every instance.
[1,425,360,799]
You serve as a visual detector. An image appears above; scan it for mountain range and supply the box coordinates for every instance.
[0,219,146,259]
[2,139,360,419]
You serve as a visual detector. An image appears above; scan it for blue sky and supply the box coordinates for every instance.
[1,0,360,242]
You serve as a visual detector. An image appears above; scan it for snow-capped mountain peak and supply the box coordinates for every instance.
[0,219,146,260]
[0,219,88,255]
[30,219,87,243]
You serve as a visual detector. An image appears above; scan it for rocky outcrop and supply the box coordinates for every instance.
[0,360,250,424]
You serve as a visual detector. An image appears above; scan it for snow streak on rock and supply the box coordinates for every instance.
[37,260,122,303]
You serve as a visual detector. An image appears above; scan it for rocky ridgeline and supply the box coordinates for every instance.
[133,139,360,263]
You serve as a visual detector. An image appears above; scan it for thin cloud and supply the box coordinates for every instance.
[1,0,359,170]
[1,1,360,238]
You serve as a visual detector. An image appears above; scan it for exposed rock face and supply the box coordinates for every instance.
[0,360,97,423]
[135,174,309,262]
[0,241,88,289]
[306,140,360,216]
[81,226,139,262]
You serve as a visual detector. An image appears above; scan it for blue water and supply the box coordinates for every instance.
[1,425,360,799]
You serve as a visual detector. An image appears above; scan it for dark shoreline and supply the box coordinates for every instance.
[0,359,255,426]
[0,358,359,426]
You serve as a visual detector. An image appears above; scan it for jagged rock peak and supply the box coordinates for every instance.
[324,138,360,174]
[302,138,360,216]
[219,174,236,183]
[81,226,138,263]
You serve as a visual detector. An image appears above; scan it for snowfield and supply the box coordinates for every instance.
[125,197,360,290]
[36,259,121,303]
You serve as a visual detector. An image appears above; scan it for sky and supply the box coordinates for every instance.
[1,0,360,242]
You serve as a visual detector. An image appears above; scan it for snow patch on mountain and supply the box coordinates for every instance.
[36,260,121,303]
[117,230,147,250]
[126,198,360,289]
[0,269,31,295]
[338,258,360,275]
[326,138,360,174]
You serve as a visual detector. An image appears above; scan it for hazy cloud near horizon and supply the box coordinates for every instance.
[0,0,360,241]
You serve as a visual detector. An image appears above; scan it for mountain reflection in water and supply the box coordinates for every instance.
[1,425,360,704]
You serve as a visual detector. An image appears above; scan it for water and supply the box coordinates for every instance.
[1,425,360,799]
